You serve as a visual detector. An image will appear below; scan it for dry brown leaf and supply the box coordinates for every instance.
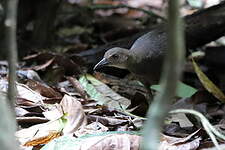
[24,131,61,146]
[60,95,87,134]
[43,95,88,134]
[26,79,62,99]
[16,119,63,146]
[67,76,88,99]
[33,57,55,71]
[160,129,201,150]
[17,116,48,124]
[192,59,225,102]
[16,95,87,146]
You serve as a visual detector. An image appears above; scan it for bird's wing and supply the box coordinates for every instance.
[130,27,167,60]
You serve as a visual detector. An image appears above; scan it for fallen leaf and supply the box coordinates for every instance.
[79,74,131,110]
[192,59,225,102]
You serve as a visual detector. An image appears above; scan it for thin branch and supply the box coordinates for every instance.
[141,0,185,149]
[4,0,18,107]
[1,1,19,149]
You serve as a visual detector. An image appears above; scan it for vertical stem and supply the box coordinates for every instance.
[5,0,18,107]
[141,0,185,149]
[1,2,19,150]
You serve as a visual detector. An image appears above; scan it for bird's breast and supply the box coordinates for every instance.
[128,56,164,85]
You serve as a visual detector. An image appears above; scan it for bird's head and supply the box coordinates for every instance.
[94,47,132,70]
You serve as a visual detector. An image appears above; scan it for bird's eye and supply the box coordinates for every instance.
[112,54,119,59]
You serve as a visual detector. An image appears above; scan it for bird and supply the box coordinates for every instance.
[94,26,167,86]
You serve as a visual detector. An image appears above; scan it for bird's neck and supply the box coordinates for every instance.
[127,52,140,68]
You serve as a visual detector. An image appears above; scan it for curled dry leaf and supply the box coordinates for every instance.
[17,83,46,103]
[43,94,88,134]
[23,131,61,146]
[26,79,62,99]
[0,79,46,103]
[16,119,63,146]
[16,95,87,147]
[60,95,88,134]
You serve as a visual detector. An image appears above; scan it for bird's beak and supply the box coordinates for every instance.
[94,58,109,70]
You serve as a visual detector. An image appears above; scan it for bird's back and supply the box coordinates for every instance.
[130,26,167,59]
[128,26,168,85]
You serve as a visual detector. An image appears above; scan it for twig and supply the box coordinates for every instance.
[170,109,225,150]
[67,76,88,99]
[1,0,19,149]
[141,0,185,149]
[5,0,18,107]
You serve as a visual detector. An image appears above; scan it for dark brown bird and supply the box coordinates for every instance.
[94,27,167,86]
[91,2,225,87]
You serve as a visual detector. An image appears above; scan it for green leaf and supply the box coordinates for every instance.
[79,74,131,110]
[187,0,203,8]
[41,131,140,150]
[151,81,197,98]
